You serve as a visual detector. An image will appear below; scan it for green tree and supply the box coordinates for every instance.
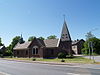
[28,36,36,41]
[82,37,100,55]
[38,37,45,40]
[85,31,94,40]
[4,46,13,56]
[11,36,21,50]
[47,35,57,39]
[4,36,21,56]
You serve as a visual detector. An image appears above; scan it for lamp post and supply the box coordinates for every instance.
[88,42,91,60]
[90,41,95,63]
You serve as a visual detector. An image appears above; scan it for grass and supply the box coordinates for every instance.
[36,57,94,64]
[3,56,95,64]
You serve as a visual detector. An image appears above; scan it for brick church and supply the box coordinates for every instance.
[13,20,72,58]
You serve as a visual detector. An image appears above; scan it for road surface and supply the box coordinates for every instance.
[0,59,100,75]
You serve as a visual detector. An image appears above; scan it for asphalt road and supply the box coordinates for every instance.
[0,59,100,75]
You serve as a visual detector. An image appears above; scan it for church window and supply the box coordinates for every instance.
[32,46,38,55]
[36,48,38,54]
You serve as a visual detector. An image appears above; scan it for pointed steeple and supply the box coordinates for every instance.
[19,34,25,44]
[21,34,22,38]
[60,20,71,41]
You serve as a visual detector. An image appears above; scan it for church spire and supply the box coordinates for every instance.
[60,17,71,41]
[21,34,22,38]
[19,34,25,44]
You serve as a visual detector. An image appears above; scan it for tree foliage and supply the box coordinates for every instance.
[28,36,36,41]
[11,36,21,50]
[58,52,66,58]
[47,35,57,39]
[85,31,94,40]
[83,32,100,55]
[82,37,100,55]
[4,36,21,56]
[38,37,45,40]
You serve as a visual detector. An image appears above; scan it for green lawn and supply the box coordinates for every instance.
[36,57,94,64]
[3,56,95,64]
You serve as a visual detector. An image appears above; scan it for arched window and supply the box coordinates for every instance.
[32,46,38,55]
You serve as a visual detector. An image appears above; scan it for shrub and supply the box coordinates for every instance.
[58,53,66,59]
[0,54,3,58]
[61,59,65,62]
[3,50,13,56]
[66,54,74,59]
[32,58,36,61]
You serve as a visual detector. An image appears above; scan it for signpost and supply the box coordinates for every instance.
[88,41,95,63]
[90,41,95,63]
[88,42,91,60]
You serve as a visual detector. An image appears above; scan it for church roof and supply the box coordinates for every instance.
[60,21,71,41]
[13,39,59,50]
[72,39,85,45]
[37,39,45,47]
[13,41,32,50]
[44,39,59,47]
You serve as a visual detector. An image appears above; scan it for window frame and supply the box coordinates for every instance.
[32,46,38,55]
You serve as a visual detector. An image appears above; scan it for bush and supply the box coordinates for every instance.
[66,54,74,59]
[61,59,65,62]
[0,54,3,58]
[32,58,36,61]
[3,50,13,56]
[58,53,66,59]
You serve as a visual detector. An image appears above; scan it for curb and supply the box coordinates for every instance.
[0,71,11,75]
[1,58,82,66]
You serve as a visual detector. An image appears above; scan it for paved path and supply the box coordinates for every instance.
[83,56,100,62]
[0,59,100,75]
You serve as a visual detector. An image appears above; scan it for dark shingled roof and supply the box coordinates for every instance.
[44,39,59,47]
[72,39,85,45]
[13,39,60,50]
[37,39,45,47]
[13,41,32,50]
[72,40,79,45]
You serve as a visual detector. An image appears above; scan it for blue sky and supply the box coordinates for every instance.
[0,0,100,46]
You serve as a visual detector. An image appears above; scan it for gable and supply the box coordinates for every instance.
[13,38,46,50]
[44,39,59,47]
[28,38,45,48]
[13,41,32,50]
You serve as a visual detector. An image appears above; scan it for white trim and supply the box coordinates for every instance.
[57,39,60,47]
[32,46,38,55]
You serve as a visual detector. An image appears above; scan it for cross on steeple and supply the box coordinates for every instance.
[21,34,22,38]
[63,14,66,22]
[60,16,71,41]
